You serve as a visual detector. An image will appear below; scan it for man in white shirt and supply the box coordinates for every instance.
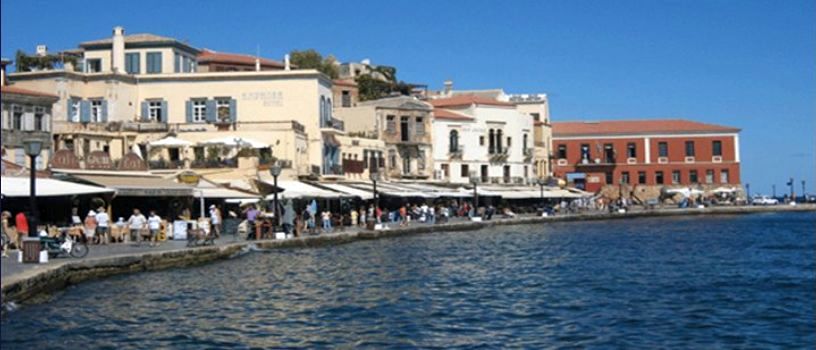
[127,209,147,244]
[147,210,162,247]
[95,207,110,245]
[209,205,221,239]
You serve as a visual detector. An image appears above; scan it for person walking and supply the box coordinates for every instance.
[127,209,147,245]
[15,211,29,238]
[84,210,98,244]
[399,205,408,226]
[147,210,162,247]
[282,200,295,236]
[209,205,222,239]
[95,207,110,245]
[244,204,259,240]
[321,209,332,233]
[350,208,359,226]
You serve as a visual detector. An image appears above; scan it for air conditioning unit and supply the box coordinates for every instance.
[557,159,568,166]
[627,158,637,164]
[712,156,722,163]
[658,157,668,164]
[684,156,695,163]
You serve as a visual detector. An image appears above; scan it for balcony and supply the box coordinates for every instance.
[489,148,509,163]
[320,117,345,134]
[342,159,365,174]
[148,159,184,170]
[523,148,534,162]
[449,145,464,160]
[190,158,238,169]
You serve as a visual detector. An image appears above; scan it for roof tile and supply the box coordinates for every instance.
[552,119,740,136]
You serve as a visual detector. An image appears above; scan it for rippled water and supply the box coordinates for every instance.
[2,212,814,348]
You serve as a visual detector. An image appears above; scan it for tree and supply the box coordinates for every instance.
[14,50,77,72]
[289,49,338,79]
[355,65,415,101]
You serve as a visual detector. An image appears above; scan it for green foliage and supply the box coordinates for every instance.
[14,50,77,72]
[355,67,415,101]
[289,49,339,79]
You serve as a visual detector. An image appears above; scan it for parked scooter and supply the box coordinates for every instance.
[40,234,89,258]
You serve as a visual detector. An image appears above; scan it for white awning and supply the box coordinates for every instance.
[1,176,115,198]
[148,136,193,147]
[201,137,268,149]
[263,180,346,199]
[320,183,374,200]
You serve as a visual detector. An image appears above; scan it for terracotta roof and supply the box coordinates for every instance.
[433,108,474,121]
[1,85,59,98]
[552,119,740,137]
[430,94,514,108]
[197,49,286,68]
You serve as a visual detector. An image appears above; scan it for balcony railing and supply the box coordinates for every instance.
[148,159,184,170]
[449,145,464,159]
[190,159,238,169]
[343,159,365,174]
[320,117,345,131]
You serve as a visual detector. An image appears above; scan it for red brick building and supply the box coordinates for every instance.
[552,119,741,195]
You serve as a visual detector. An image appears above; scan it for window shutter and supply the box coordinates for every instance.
[141,101,149,121]
[23,112,34,131]
[160,100,168,123]
[185,100,193,123]
[229,99,237,121]
[43,113,50,132]
[80,100,90,123]
[156,53,162,73]
[205,100,217,123]
[101,100,108,122]
[67,99,73,122]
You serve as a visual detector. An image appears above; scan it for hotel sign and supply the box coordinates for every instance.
[50,149,80,169]
[241,91,283,107]
[118,152,147,171]
[86,151,113,170]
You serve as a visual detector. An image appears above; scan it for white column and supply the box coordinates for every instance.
[644,137,651,164]
[733,134,740,162]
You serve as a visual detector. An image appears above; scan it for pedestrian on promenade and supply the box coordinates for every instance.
[1,211,11,257]
[350,208,359,226]
[127,209,147,244]
[244,204,259,240]
[321,209,332,233]
[95,207,110,245]
[301,207,313,235]
[399,205,408,226]
[84,210,97,244]
[15,210,29,239]
[282,200,295,235]
[358,207,366,227]
[147,210,162,247]
[209,205,222,239]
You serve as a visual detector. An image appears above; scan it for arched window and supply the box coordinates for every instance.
[488,129,495,154]
[449,130,459,153]
[496,129,503,153]
[523,134,528,153]
[319,96,326,125]
[326,98,332,123]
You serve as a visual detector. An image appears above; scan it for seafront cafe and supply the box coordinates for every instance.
[0,176,115,227]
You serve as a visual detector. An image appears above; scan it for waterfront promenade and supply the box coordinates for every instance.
[2,204,814,306]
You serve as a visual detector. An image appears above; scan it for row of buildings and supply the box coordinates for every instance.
[2,26,742,203]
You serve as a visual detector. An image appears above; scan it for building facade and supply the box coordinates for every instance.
[552,119,741,199]
[7,26,340,182]
[430,95,535,185]
[336,96,434,180]
[1,84,60,170]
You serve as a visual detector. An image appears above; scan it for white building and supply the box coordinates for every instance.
[430,95,535,185]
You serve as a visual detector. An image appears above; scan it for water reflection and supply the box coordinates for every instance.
[2,212,814,348]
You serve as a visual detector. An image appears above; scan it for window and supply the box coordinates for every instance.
[418,156,426,170]
[192,100,207,123]
[12,105,23,130]
[389,150,397,168]
[441,163,449,178]
[621,171,630,184]
[627,143,637,158]
[174,53,180,73]
[449,130,459,153]
[386,115,396,133]
[558,145,567,159]
[685,141,695,157]
[655,171,664,185]
[580,144,590,161]
[506,137,511,148]
[194,147,205,161]
[479,136,485,146]
[720,169,729,184]
[496,130,503,153]
[712,140,722,156]
[689,170,698,183]
[638,171,646,184]
[34,107,45,131]
[658,142,668,157]
[461,164,469,178]
[605,172,613,184]
[342,90,351,107]
[523,134,528,153]
[672,170,681,184]
[148,101,163,122]
[488,129,495,153]
[86,59,101,73]
[400,116,410,141]
[125,53,140,74]
[604,144,614,163]
[216,98,231,122]
[415,117,425,135]
[146,52,162,73]
[70,99,80,122]
[705,169,714,184]
[530,112,540,122]
[363,150,369,168]
[90,100,103,122]
[183,56,191,73]
[402,156,411,174]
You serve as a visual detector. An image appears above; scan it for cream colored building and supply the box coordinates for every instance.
[335,96,434,181]
[7,26,342,184]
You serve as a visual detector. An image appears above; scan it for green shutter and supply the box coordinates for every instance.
[141,102,149,121]
[101,100,108,122]
[205,100,217,123]
[67,99,73,122]
[160,100,168,123]
[79,101,90,123]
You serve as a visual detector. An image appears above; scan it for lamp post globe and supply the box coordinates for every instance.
[22,139,44,238]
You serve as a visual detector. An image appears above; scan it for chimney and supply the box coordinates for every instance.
[111,26,126,73]
[443,80,453,96]
[0,60,7,86]
[255,57,260,71]
[284,54,291,71]
[36,45,48,57]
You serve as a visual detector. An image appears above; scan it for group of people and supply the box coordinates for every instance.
[72,208,166,247]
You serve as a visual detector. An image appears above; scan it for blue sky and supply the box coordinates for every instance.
[2,0,813,194]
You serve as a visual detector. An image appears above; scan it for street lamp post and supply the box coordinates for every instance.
[269,163,282,231]
[369,171,380,212]
[23,139,43,238]
[469,172,479,217]
[536,177,547,211]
